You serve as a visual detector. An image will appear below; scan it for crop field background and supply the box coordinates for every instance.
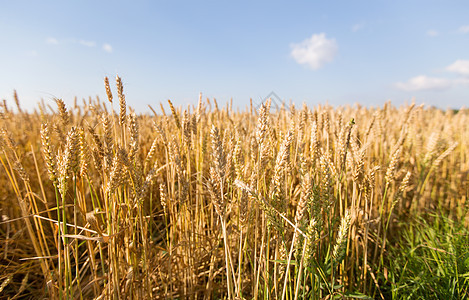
[0,76,468,299]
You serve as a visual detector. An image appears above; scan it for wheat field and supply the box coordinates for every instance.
[0,76,468,299]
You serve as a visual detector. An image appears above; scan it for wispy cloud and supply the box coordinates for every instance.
[79,40,96,47]
[290,33,338,70]
[352,22,365,32]
[395,75,452,91]
[27,50,38,57]
[426,30,439,37]
[396,60,469,92]
[446,60,469,76]
[46,37,59,45]
[45,37,113,53]
[454,77,469,86]
[458,25,469,34]
[103,43,113,53]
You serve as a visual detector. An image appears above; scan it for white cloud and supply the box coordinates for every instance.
[290,33,338,70]
[458,25,469,33]
[352,22,365,32]
[46,37,59,45]
[46,37,112,53]
[454,77,469,85]
[103,43,113,53]
[426,30,439,37]
[397,60,469,92]
[446,60,469,76]
[27,50,38,57]
[395,75,452,91]
[79,40,96,47]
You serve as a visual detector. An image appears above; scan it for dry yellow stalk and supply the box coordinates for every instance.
[1,128,16,150]
[144,136,159,171]
[153,121,167,146]
[13,160,29,182]
[234,179,284,233]
[13,90,22,114]
[399,171,411,194]
[107,148,125,193]
[116,75,126,127]
[78,127,89,177]
[424,132,440,164]
[208,167,224,217]
[0,275,12,293]
[233,137,243,180]
[104,76,113,103]
[40,123,57,183]
[353,149,365,185]
[310,119,320,162]
[238,190,249,225]
[86,209,103,236]
[58,127,79,197]
[167,99,181,130]
[295,173,311,225]
[196,92,203,123]
[298,107,306,142]
[102,112,114,168]
[56,98,70,127]
[191,114,197,136]
[364,111,377,142]
[338,119,354,172]
[182,109,191,148]
[88,125,104,161]
[168,139,187,201]
[255,100,270,145]
[433,142,458,167]
[255,101,272,176]
[210,125,226,178]
[91,149,102,172]
[319,152,333,204]
[139,167,158,202]
[128,113,139,164]
[1,99,9,114]
[385,147,401,187]
[209,126,226,217]
[159,183,168,214]
[270,130,293,212]
[53,123,66,145]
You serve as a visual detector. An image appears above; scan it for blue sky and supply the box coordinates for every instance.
[1,1,469,112]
